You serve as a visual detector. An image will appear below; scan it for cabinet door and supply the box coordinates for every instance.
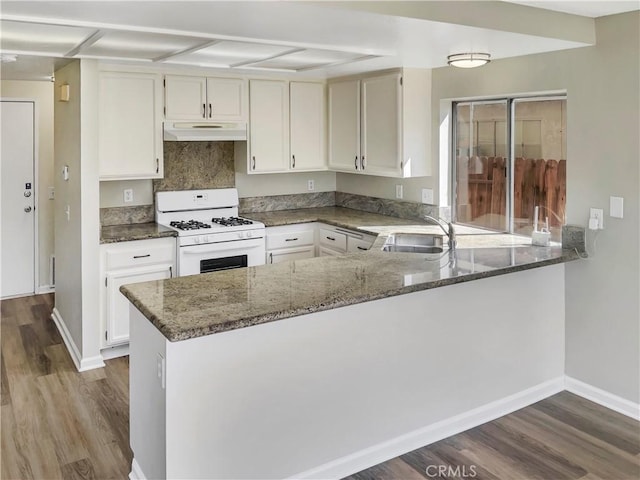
[290,82,325,171]
[105,264,172,346]
[328,80,360,172]
[99,72,163,179]
[164,75,208,120]
[267,246,315,264]
[318,246,342,257]
[361,73,402,177]
[249,80,289,173]
[206,77,246,121]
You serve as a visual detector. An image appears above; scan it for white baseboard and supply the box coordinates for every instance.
[101,343,129,361]
[51,308,105,372]
[36,285,55,294]
[291,377,565,479]
[129,458,147,480]
[565,376,640,421]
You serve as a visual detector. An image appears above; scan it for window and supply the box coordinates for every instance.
[453,96,566,241]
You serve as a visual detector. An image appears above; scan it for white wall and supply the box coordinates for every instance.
[236,170,336,198]
[53,59,103,368]
[368,11,637,403]
[100,179,153,207]
[53,61,83,350]
[0,80,54,290]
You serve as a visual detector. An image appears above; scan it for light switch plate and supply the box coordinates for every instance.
[421,188,434,204]
[610,196,623,218]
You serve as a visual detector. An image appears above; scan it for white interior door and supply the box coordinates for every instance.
[1,101,35,298]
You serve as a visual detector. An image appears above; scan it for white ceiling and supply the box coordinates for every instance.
[0,0,628,81]
[504,1,639,18]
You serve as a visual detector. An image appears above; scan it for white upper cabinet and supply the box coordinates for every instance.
[237,79,326,174]
[328,79,360,172]
[164,75,247,121]
[99,71,164,180]
[361,73,402,176]
[290,82,325,171]
[328,68,431,178]
[248,79,290,173]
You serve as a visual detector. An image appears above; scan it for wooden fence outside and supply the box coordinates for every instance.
[456,156,566,229]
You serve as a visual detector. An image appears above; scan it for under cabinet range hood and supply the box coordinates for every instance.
[163,122,247,141]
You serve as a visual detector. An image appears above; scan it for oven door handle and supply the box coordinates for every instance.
[181,240,263,255]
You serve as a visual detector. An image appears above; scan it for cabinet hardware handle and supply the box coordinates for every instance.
[361,156,366,170]
[326,236,336,241]
[156,158,159,174]
[169,266,173,277]
[209,103,212,118]
[252,156,256,170]
[133,254,151,259]
[285,237,299,242]
[357,246,368,251]
[292,155,296,168]
[203,103,206,118]
[269,252,273,264]
[355,155,358,170]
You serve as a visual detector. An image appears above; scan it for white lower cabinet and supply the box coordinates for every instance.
[318,223,376,254]
[266,223,316,264]
[100,237,175,348]
[266,222,376,263]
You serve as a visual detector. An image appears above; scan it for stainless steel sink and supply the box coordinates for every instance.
[381,233,445,254]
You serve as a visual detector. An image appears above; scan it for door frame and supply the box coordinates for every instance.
[1,98,40,298]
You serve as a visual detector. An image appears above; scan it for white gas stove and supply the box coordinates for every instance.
[156,189,265,276]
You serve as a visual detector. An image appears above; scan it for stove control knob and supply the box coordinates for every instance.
[246,231,253,238]
[237,232,245,239]
[202,235,209,243]
[194,237,201,244]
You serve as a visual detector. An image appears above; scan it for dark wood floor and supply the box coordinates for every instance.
[2,294,639,480]
[1,294,131,479]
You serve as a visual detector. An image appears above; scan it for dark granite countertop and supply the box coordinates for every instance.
[244,207,429,232]
[121,207,580,342]
[100,222,177,244]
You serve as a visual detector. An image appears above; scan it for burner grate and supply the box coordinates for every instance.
[170,220,212,230]
[211,217,254,227]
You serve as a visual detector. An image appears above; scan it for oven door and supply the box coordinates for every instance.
[178,237,265,277]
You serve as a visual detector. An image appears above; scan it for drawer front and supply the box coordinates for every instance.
[348,236,375,252]
[267,229,315,250]
[319,228,347,251]
[105,239,175,270]
[268,246,315,264]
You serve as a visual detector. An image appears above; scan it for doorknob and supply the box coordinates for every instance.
[24,191,32,197]
[24,206,32,213]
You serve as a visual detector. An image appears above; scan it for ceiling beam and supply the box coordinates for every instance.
[65,29,104,57]
[153,39,221,63]
[231,48,306,68]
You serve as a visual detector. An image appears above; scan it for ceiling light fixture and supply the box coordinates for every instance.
[0,54,18,63]
[447,52,491,68]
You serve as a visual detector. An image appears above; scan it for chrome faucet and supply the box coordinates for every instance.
[425,215,456,249]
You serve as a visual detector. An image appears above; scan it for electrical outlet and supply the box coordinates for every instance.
[421,188,434,204]
[589,208,604,230]
[48,186,55,200]
[307,179,315,191]
[123,188,134,203]
[395,184,403,199]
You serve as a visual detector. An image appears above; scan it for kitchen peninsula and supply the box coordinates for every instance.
[121,211,580,480]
